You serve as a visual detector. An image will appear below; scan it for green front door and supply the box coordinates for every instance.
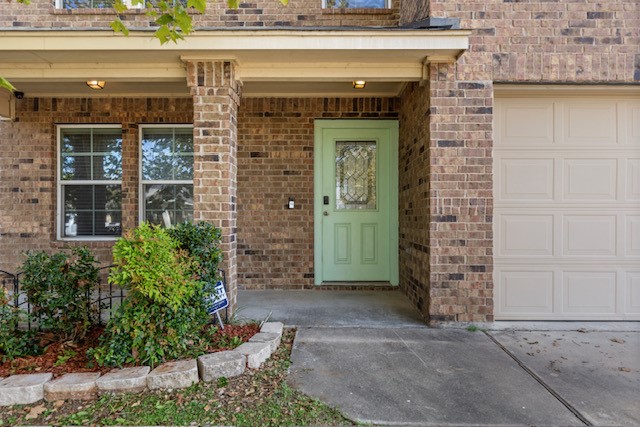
[314,120,398,285]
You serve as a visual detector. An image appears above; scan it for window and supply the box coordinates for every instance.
[55,0,186,9]
[140,126,194,227]
[58,126,122,239]
[58,0,114,8]
[324,0,389,8]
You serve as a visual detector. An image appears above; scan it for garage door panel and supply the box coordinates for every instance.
[495,95,638,320]
[627,159,640,200]
[498,270,554,314]
[564,102,617,146]
[563,271,617,315]
[626,216,640,257]
[630,103,640,143]
[626,272,640,314]
[499,100,554,146]
[498,158,554,201]
[497,214,554,257]
[562,215,616,257]
[563,159,617,201]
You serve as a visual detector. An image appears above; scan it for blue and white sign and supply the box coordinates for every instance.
[206,280,229,315]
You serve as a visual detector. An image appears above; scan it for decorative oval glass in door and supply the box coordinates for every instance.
[335,140,377,210]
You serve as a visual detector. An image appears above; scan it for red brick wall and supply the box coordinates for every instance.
[237,97,399,289]
[0,97,193,273]
[398,82,430,320]
[0,0,400,29]
[431,0,639,83]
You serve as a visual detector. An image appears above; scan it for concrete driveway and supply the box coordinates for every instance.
[288,327,640,426]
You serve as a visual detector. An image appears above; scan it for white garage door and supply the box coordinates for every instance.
[494,94,640,320]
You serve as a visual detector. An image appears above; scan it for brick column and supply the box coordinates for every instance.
[427,62,494,323]
[186,60,241,313]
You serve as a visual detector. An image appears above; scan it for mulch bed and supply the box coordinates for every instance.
[0,323,260,378]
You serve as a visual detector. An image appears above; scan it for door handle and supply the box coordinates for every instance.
[323,211,329,216]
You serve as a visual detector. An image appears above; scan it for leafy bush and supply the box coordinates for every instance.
[167,221,222,284]
[168,221,224,316]
[0,289,39,362]
[108,222,199,310]
[92,222,223,367]
[20,247,99,342]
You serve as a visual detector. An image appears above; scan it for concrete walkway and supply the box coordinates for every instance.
[239,290,640,426]
[288,327,640,426]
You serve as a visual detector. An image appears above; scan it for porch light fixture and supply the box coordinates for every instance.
[86,80,106,90]
[353,80,366,89]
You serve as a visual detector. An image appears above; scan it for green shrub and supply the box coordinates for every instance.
[167,221,222,284]
[0,289,39,361]
[168,221,224,316]
[108,222,199,310]
[20,247,99,342]
[92,222,222,367]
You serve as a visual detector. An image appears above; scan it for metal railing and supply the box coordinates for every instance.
[1,266,228,331]
[0,265,125,331]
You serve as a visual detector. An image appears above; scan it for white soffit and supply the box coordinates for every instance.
[0,29,470,83]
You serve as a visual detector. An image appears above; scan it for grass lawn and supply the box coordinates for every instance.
[0,329,352,426]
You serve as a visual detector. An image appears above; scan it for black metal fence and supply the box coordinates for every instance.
[0,265,126,331]
[1,266,229,331]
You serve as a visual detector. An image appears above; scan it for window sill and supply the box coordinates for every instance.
[321,8,396,15]
[50,7,146,15]
[58,237,120,241]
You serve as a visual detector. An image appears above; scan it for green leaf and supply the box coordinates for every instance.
[279,0,289,4]
[155,13,175,25]
[110,18,130,36]
[113,0,129,13]
[154,26,172,44]
[187,0,206,13]
[0,77,15,92]
[174,11,193,34]
[227,0,239,9]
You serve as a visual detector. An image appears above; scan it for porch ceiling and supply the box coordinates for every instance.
[0,29,470,98]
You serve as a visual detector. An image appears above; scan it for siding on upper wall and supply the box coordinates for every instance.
[237,97,400,290]
[0,0,400,29]
[0,97,193,273]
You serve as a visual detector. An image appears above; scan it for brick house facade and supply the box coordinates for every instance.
[1,0,638,322]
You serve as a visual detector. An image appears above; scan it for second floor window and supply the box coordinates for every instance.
[324,0,389,8]
[59,0,114,7]
[57,0,187,9]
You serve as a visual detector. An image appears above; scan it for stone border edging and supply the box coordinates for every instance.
[0,321,285,406]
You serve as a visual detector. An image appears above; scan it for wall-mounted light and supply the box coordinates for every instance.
[352,80,366,89]
[86,80,106,90]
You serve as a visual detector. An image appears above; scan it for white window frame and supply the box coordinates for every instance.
[322,0,391,8]
[138,124,194,226]
[56,124,123,241]
[54,0,143,9]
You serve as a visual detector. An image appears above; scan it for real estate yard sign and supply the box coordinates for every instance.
[206,280,228,329]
